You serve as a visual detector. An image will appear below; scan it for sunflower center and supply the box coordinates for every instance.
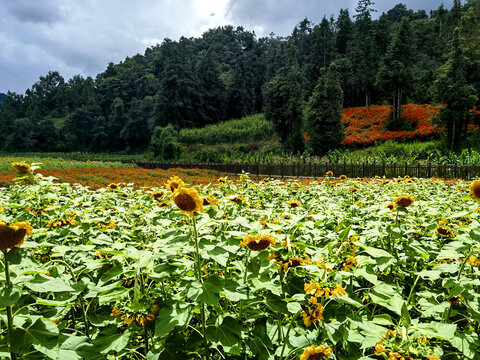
[174,193,197,212]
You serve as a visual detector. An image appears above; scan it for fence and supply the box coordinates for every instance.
[134,161,480,180]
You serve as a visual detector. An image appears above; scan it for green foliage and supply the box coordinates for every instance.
[432,6,479,150]
[376,17,414,122]
[150,124,181,160]
[179,114,275,145]
[303,66,345,155]
[262,46,305,153]
[0,155,137,170]
[385,115,414,131]
[0,167,479,358]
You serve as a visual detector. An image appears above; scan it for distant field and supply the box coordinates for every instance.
[0,166,229,189]
[0,154,138,170]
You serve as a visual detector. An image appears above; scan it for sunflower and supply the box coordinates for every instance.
[288,200,301,208]
[203,196,219,206]
[339,175,347,180]
[173,187,203,217]
[374,341,387,356]
[385,203,396,211]
[299,344,333,360]
[107,183,119,190]
[0,221,33,252]
[470,180,480,202]
[151,190,165,200]
[165,176,186,192]
[393,195,414,208]
[111,299,159,326]
[301,299,325,327]
[325,171,333,177]
[435,226,454,238]
[229,195,245,204]
[11,161,31,174]
[240,234,275,251]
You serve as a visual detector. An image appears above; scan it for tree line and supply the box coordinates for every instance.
[0,0,479,155]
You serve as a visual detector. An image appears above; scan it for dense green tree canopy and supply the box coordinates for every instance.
[0,1,478,153]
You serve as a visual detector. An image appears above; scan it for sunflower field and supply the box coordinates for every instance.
[1,163,480,360]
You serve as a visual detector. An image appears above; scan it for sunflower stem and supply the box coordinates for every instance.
[3,250,17,360]
[192,215,209,360]
[144,323,149,355]
[50,259,90,338]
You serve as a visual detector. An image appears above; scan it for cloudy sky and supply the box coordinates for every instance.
[0,0,452,94]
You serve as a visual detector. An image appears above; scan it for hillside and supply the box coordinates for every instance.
[0,93,6,104]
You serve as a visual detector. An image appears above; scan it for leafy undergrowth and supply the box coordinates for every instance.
[1,168,480,359]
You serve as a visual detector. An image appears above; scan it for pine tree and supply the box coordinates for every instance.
[433,28,477,150]
[303,65,344,155]
[376,17,414,127]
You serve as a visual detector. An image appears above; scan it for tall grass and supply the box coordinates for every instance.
[0,155,138,170]
[179,114,275,145]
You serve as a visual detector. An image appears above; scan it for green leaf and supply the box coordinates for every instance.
[206,316,242,355]
[0,285,21,307]
[24,274,75,293]
[221,279,250,301]
[369,283,405,315]
[450,331,479,359]
[93,325,132,355]
[98,264,124,285]
[155,302,194,338]
[34,334,97,360]
[186,276,223,305]
[400,303,411,328]
[264,292,288,314]
[416,321,457,341]
[207,246,230,267]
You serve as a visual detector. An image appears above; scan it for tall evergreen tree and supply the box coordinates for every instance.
[433,11,478,150]
[376,17,414,126]
[336,9,353,55]
[303,65,344,155]
[262,42,305,153]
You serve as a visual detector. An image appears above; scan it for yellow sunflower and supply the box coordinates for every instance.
[435,226,455,238]
[299,345,333,360]
[385,203,396,211]
[339,175,347,180]
[165,176,186,192]
[172,187,203,217]
[301,300,325,327]
[240,234,275,251]
[374,341,387,356]
[151,190,165,200]
[325,171,333,177]
[11,161,31,174]
[203,196,219,206]
[470,180,480,202]
[393,195,414,208]
[107,183,119,190]
[288,200,301,208]
[0,221,33,252]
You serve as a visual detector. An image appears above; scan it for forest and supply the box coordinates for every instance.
[0,0,479,156]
